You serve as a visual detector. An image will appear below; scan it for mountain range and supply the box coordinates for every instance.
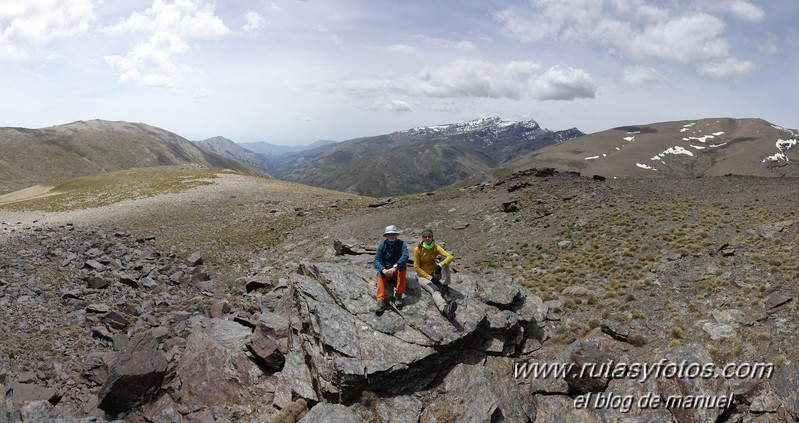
[2,116,798,198]
[268,117,583,197]
[0,120,262,193]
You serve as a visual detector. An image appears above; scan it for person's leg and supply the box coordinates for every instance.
[375,275,390,314]
[419,276,447,311]
[396,270,406,295]
[422,272,456,320]
[376,274,387,301]
[389,270,405,307]
[437,264,452,299]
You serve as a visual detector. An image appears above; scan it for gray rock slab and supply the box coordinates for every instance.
[158,316,274,413]
[435,363,535,422]
[299,403,366,423]
[97,330,168,416]
[291,261,546,399]
[375,395,423,423]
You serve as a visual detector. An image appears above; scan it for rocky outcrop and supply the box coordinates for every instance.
[288,261,545,401]
[0,225,797,422]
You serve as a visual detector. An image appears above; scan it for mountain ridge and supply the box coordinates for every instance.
[509,117,799,178]
[0,119,264,193]
[269,116,583,197]
[193,136,273,173]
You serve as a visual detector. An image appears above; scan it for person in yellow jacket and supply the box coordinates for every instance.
[413,227,457,321]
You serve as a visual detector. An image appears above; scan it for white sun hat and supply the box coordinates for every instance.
[383,225,400,236]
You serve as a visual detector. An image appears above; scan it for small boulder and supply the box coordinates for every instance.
[97,330,169,416]
[248,324,286,370]
[187,251,204,266]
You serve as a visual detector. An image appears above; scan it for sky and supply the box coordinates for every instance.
[1,0,797,145]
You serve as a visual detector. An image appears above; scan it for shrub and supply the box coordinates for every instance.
[629,334,647,347]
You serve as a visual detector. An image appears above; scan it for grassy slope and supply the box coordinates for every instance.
[0,166,373,281]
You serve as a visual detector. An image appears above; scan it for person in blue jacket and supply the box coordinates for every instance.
[373,225,408,315]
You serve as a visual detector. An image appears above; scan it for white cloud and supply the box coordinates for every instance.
[244,11,265,33]
[728,1,765,23]
[101,0,229,38]
[413,34,477,52]
[0,0,95,59]
[337,60,594,102]
[387,43,416,54]
[492,8,554,42]
[455,41,476,52]
[530,66,596,100]
[105,30,189,89]
[628,13,729,64]
[620,65,667,87]
[495,1,756,79]
[102,0,230,91]
[608,0,668,21]
[413,60,542,100]
[697,56,756,78]
[430,101,456,112]
[371,100,411,112]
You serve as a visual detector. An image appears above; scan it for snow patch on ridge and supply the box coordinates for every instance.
[651,146,694,161]
[763,138,798,164]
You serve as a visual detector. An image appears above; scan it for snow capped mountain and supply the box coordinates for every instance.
[516,117,799,178]
[403,116,547,144]
[270,117,583,197]
[406,116,540,136]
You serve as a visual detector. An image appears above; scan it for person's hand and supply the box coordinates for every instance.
[434,264,442,276]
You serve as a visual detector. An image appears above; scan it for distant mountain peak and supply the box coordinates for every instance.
[405,116,540,136]
[194,136,273,173]
[272,116,582,197]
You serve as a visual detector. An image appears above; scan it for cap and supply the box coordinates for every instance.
[421,227,434,236]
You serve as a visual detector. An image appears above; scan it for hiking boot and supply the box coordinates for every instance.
[393,294,404,309]
[375,300,389,316]
[439,284,450,300]
[442,300,457,321]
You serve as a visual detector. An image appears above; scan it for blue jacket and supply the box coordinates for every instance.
[374,239,408,273]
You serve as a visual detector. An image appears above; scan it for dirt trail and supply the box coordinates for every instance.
[0,185,57,205]
[0,173,364,243]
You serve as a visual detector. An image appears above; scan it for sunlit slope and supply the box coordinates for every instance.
[0,119,262,193]
[507,118,799,177]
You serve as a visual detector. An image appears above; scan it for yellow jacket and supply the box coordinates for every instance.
[413,242,454,280]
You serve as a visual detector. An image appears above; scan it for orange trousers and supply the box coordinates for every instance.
[376,269,406,301]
